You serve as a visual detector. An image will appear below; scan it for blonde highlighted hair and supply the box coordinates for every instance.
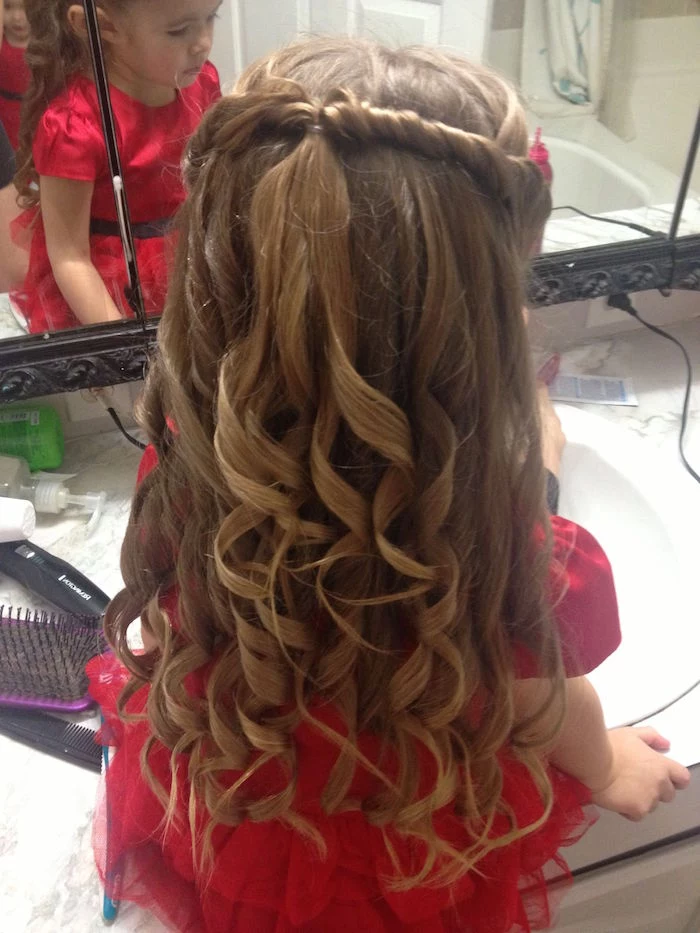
[106,37,561,887]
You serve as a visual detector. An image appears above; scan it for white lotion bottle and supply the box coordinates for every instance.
[0,497,36,543]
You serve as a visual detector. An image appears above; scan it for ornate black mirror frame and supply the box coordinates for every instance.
[2,231,697,404]
[2,112,699,403]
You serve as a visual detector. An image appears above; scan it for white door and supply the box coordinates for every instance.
[211,0,494,90]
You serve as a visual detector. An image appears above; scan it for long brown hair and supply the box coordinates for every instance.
[15,0,132,206]
[106,37,560,887]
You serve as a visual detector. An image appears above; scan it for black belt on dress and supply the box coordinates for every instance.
[90,217,171,239]
[0,87,24,101]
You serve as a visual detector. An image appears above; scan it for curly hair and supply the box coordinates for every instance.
[15,0,132,206]
[105,38,561,888]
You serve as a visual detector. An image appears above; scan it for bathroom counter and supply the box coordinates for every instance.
[542,197,700,254]
[0,318,699,930]
[0,431,143,613]
[0,433,144,933]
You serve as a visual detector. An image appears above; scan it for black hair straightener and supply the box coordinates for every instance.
[0,540,110,616]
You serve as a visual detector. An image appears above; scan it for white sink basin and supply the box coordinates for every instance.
[555,404,700,728]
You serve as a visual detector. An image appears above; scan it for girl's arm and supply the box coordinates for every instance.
[526,369,690,815]
[40,175,123,326]
[0,183,28,291]
[514,677,691,820]
[0,120,26,291]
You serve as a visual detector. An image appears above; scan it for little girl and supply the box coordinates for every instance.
[11,0,221,333]
[89,38,689,933]
[0,0,30,150]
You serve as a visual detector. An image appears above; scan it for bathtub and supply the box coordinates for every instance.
[545,136,651,216]
[528,114,681,217]
[529,114,684,251]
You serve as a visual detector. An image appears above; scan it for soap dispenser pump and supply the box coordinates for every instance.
[0,454,105,531]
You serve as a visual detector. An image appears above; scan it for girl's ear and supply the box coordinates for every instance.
[67,3,123,47]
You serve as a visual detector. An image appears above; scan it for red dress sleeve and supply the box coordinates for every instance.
[516,516,621,679]
[0,39,30,149]
[33,102,105,181]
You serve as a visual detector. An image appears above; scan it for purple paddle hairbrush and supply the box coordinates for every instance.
[0,606,107,712]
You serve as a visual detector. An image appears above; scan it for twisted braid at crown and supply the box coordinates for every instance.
[319,90,528,204]
[186,82,547,254]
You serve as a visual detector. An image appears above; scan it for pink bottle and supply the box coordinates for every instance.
[529,127,553,184]
[528,128,552,255]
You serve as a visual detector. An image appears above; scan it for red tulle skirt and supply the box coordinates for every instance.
[88,654,596,933]
[10,208,170,333]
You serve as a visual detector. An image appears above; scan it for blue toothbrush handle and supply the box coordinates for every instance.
[101,724,120,924]
[102,892,119,925]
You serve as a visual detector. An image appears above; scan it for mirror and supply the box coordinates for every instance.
[1,0,699,396]
[0,0,220,343]
[485,0,700,254]
[673,104,699,241]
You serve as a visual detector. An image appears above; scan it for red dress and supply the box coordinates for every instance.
[0,37,29,150]
[10,63,220,333]
[88,449,621,933]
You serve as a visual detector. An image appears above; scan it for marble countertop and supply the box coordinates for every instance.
[0,318,699,930]
[0,435,146,933]
[542,197,700,254]
[0,432,143,612]
[0,293,26,342]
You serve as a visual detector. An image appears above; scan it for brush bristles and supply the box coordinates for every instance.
[0,607,106,702]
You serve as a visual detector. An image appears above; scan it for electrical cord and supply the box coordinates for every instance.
[607,293,699,485]
[605,292,700,727]
[87,389,147,450]
[105,406,147,451]
[550,205,659,238]
[622,674,700,729]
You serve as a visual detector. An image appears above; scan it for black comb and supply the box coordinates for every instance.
[0,707,101,772]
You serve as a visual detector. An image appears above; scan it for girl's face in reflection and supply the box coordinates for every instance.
[110,0,220,93]
[3,0,30,47]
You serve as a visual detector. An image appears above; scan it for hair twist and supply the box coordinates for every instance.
[318,89,523,205]
[185,82,318,177]
[187,82,542,236]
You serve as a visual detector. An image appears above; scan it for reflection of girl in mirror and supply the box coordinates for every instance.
[11,0,221,333]
[0,0,30,150]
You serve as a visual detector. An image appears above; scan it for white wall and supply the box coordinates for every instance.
[209,0,496,94]
[485,14,700,187]
[484,25,521,83]
[528,290,700,356]
[610,16,700,188]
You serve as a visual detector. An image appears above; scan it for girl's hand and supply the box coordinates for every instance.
[591,727,691,821]
[523,306,565,474]
[537,383,566,476]
[0,182,28,292]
